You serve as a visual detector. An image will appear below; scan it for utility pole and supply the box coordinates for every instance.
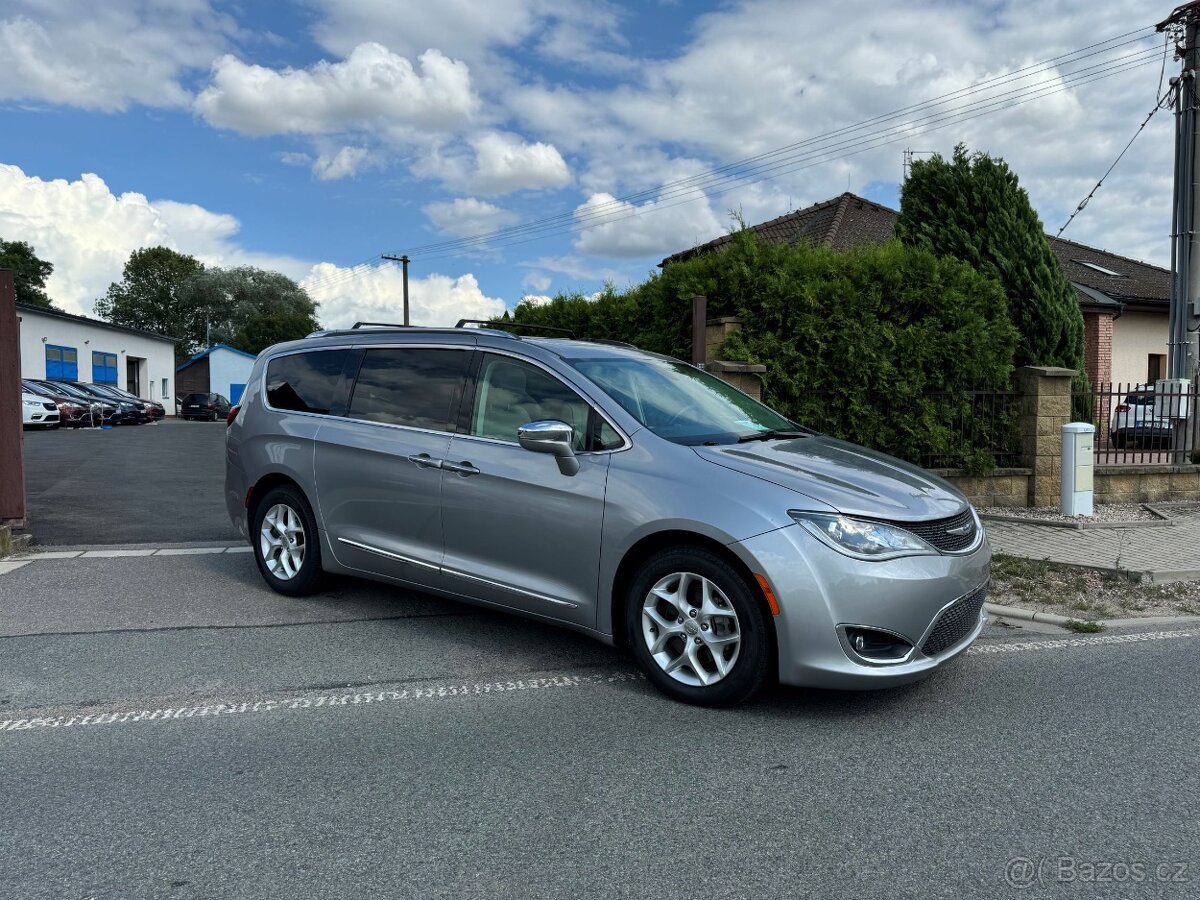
[383,254,411,325]
[1160,2,1200,379]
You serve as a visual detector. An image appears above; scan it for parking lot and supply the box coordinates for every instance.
[4,417,1200,899]
[23,419,238,545]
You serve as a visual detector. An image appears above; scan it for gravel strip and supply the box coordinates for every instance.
[979,503,1158,523]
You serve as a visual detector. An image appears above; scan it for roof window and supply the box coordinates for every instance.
[1075,260,1123,277]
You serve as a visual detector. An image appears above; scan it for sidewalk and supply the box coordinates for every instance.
[984,512,1200,583]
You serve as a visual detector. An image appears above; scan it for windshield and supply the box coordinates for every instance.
[570,356,795,445]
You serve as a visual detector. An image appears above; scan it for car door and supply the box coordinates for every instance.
[439,352,613,627]
[315,345,471,584]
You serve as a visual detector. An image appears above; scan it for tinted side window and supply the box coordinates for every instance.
[348,348,469,430]
[265,350,350,415]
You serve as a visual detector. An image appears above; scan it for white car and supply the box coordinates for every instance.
[21,391,60,428]
[1110,385,1171,449]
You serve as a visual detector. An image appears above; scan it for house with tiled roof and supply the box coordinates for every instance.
[661,192,1169,387]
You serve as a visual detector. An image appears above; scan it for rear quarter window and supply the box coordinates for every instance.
[265,350,351,415]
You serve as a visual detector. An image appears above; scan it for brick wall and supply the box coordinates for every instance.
[1082,310,1114,387]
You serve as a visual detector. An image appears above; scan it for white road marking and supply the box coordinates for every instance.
[967,629,1199,654]
[154,547,227,556]
[2,629,1197,739]
[0,672,646,735]
[225,546,253,554]
[0,561,30,576]
[81,549,157,558]
[22,550,82,559]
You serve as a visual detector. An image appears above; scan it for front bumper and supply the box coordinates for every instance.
[734,523,991,690]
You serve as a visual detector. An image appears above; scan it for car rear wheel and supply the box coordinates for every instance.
[625,547,772,707]
[252,485,325,596]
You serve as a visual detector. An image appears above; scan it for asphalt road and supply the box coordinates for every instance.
[1,549,1196,900]
[22,419,238,545]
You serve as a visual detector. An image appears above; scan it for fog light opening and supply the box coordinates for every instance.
[844,627,913,662]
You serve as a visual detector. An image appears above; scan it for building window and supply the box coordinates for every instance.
[162,378,169,401]
[45,345,78,381]
[1148,354,1167,384]
[92,351,119,386]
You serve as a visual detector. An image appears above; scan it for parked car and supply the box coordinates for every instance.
[54,382,146,425]
[28,379,119,426]
[180,392,231,421]
[21,379,91,427]
[21,391,60,428]
[88,384,165,421]
[226,325,990,707]
[1110,385,1172,449]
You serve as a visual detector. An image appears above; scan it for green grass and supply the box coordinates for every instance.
[1066,619,1104,634]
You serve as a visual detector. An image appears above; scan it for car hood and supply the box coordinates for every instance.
[694,435,968,521]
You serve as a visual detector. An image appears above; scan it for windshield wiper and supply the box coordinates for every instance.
[737,428,810,443]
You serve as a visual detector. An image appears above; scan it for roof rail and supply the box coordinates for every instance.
[352,321,412,329]
[455,319,576,339]
[592,338,636,348]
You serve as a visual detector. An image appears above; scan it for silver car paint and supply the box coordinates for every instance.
[226,330,990,689]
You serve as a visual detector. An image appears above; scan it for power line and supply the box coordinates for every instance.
[396,40,1162,259]
[302,26,1162,290]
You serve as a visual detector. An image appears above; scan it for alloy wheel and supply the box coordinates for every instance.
[641,571,741,687]
[259,503,306,580]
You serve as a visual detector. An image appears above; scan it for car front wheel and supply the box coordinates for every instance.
[625,547,772,707]
[251,485,325,596]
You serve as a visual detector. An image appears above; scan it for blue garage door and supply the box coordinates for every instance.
[229,383,246,405]
[46,345,78,381]
[92,352,119,386]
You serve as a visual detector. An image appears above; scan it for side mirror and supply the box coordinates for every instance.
[518,419,580,476]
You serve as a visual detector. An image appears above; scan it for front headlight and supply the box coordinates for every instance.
[23,399,40,407]
[789,511,935,561]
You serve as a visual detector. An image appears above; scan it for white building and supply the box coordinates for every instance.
[16,303,177,408]
[175,344,256,405]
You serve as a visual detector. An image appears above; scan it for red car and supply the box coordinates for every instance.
[21,379,93,427]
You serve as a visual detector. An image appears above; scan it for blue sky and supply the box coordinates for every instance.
[0,0,1171,327]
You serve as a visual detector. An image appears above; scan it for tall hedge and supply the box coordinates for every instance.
[513,231,1019,467]
[895,144,1086,375]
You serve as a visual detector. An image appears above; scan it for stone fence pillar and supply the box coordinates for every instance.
[1017,365,1076,507]
[703,316,766,400]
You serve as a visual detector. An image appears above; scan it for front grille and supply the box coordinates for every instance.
[42,402,56,411]
[893,508,978,552]
[921,581,988,656]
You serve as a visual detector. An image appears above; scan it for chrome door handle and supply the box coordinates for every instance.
[407,453,443,469]
[442,460,480,476]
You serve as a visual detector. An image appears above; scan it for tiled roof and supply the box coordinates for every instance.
[660,192,1170,310]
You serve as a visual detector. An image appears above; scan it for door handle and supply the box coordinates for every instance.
[407,453,443,469]
[442,460,480,476]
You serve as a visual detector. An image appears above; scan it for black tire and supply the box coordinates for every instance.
[624,547,772,707]
[209,411,218,422]
[251,484,325,596]
[1112,431,1127,450]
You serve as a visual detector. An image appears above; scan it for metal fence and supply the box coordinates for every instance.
[800,389,1023,470]
[1074,381,1200,466]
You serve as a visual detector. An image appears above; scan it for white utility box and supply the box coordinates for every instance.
[1061,422,1095,517]
[1154,378,1191,420]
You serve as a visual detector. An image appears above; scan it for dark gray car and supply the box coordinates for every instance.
[225,323,990,706]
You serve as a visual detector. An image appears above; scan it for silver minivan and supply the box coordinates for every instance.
[226,322,990,706]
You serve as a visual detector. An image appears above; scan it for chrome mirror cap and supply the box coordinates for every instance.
[518,419,580,476]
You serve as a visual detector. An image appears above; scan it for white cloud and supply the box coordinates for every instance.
[517,294,554,307]
[0,1,231,111]
[522,271,552,292]
[572,192,724,259]
[423,197,518,237]
[312,146,374,181]
[278,151,314,167]
[194,43,478,136]
[470,132,571,194]
[302,264,507,328]
[0,164,309,316]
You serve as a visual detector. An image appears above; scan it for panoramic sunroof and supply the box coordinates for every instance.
[1075,260,1124,277]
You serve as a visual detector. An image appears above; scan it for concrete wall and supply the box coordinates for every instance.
[1111,309,1168,386]
[17,307,176,409]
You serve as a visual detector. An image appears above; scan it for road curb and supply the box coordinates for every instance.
[985,602,1200,629]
